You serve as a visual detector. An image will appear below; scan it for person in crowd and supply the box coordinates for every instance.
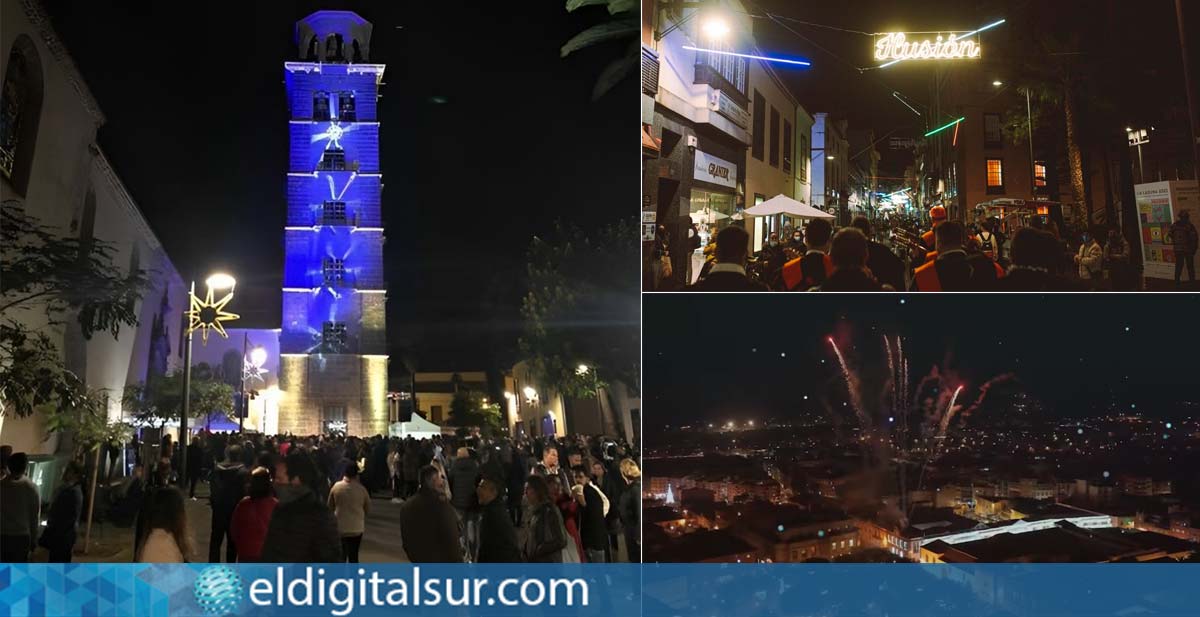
[449,446,479,518]
[230,466,277,562]
[39,462,84,563]
[328,459,370,563]
[1168,209,1198,287]
[920,205,949,255]
[756,231,789,288]
[429,458,453,501]
[651,224,671,290]
[820,228,893,291]
[259,449,342,562]
[783,219,834,291]
[507,447,527,526]
[0,452,40,563]
[137,486,191,563]
[0,445,12,482]
[911,221,1004,291]
[997,228,1076,291]
[592,459,623,562]
[618,458,641,563]
[549,475,584,562]
[522,476,567,563]
[532,443,572,497]
[688,226,768,291]
[209,444,248,563]
[572,466,609,563]
[403,441,421,498]
[134,457,174,560]
[388,442,404,503]
[109,462,146,527]
[1105,228,1134,291]
[1075,229,1104,290]
[400,465,463,563]
[475,477,521,563]
[787,227,805,251]
[186,437,204,499]
[850,217,905,290]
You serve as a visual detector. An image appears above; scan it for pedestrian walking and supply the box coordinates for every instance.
[618,458,641,563]
[230,467,277,562]
[259,450,342,562]
[209,445,248,563]
[399,465,463,563]
[0,453,40,563]
[137,486,191,563]
[572,466,609,563]
[475,478,521,562]
[40,462,84,563]
[522,475,567,563]
[328,460,370,563]
[1168,210,1198,286]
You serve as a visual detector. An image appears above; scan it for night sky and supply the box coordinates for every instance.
[43,1,635,374]
[644,294,1200,427]
[739,0,1199,177]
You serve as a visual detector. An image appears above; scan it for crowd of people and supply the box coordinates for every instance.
[671,206,1200,292]
[0,431,641,564]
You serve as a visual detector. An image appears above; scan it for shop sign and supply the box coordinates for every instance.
[707,90,750,129]
[874,32,981,63]
[693,150,737,189]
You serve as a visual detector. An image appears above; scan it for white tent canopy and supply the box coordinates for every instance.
[742,195,835,219]
[389,413,442,440]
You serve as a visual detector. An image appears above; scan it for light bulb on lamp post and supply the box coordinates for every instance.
[522,386,538,403]
[181,270,240,488]
[205,272,237,292]
[701,16,730,40]
[250,346,268,368]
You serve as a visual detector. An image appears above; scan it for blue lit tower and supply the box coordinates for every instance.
[278,11,387,435]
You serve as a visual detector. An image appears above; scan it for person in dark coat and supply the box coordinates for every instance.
[522,476,566,563]
[688,226,769,292]
[40,462,83,562]
[1168,209,1199,286]
[448,448,479,515]
[209,445,248,563]
[572,467,610,563]
[259,449,342,563]
[910,221,1003,291]
[996,228,1079,291]
[475,478,521,562]
[186,439,204,499]
[400,465,464,563]
[402,442,421,498]
[851,217,905,290]
[592,459,622,562]
[507,448,526,526]
[819,228,893,292]
[618,458,641,563]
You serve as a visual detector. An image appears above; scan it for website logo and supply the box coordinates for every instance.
[194,565,244,616]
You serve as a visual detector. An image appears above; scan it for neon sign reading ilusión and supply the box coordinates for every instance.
[874,32,981,62]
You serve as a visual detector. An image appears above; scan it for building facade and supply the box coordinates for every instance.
[642,0,752,287]
[811,113,849,223]
[1,0,185,454]
[277,11,389,436]
[413,371,488,427]
[744,58,798,253]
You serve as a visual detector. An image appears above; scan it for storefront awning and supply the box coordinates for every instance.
[742,195,835,219]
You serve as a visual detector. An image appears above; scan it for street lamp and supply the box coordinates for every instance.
[240,342,268,434]
[701,16,730,40]
[180,273,239,486]
[522,386,538,403]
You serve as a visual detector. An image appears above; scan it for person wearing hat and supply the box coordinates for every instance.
[1168,210,1198,287]
[921,205,948,250]
[911,221,1004,291]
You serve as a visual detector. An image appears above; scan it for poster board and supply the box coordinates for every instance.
[1136,181,1200,280]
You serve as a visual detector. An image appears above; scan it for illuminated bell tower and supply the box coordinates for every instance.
[278,10,388,436]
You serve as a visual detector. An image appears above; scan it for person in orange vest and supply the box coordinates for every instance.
[920,205,948,250]
[782,218,834,291]
[910,221,1005,291]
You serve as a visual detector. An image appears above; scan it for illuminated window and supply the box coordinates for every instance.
[984,113,1002,148]
[318,148,346,171]
[338,91,356,121]
[322,257,346,286]
[986,159,1004,194]
[321,200,347,225]
[1034,161,1048,189]
[321,321,348,352]
[313,91,331,121]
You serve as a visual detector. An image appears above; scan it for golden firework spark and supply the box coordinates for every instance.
[186,285,240,345]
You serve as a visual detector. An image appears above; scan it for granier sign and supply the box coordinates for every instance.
[693,150,737,189]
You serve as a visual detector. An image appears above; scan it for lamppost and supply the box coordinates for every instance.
[179,273,239,486]
[1126,128,1151,184]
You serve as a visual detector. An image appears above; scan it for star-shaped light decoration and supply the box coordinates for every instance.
[243,359,269,384]
[186,285,239,345]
